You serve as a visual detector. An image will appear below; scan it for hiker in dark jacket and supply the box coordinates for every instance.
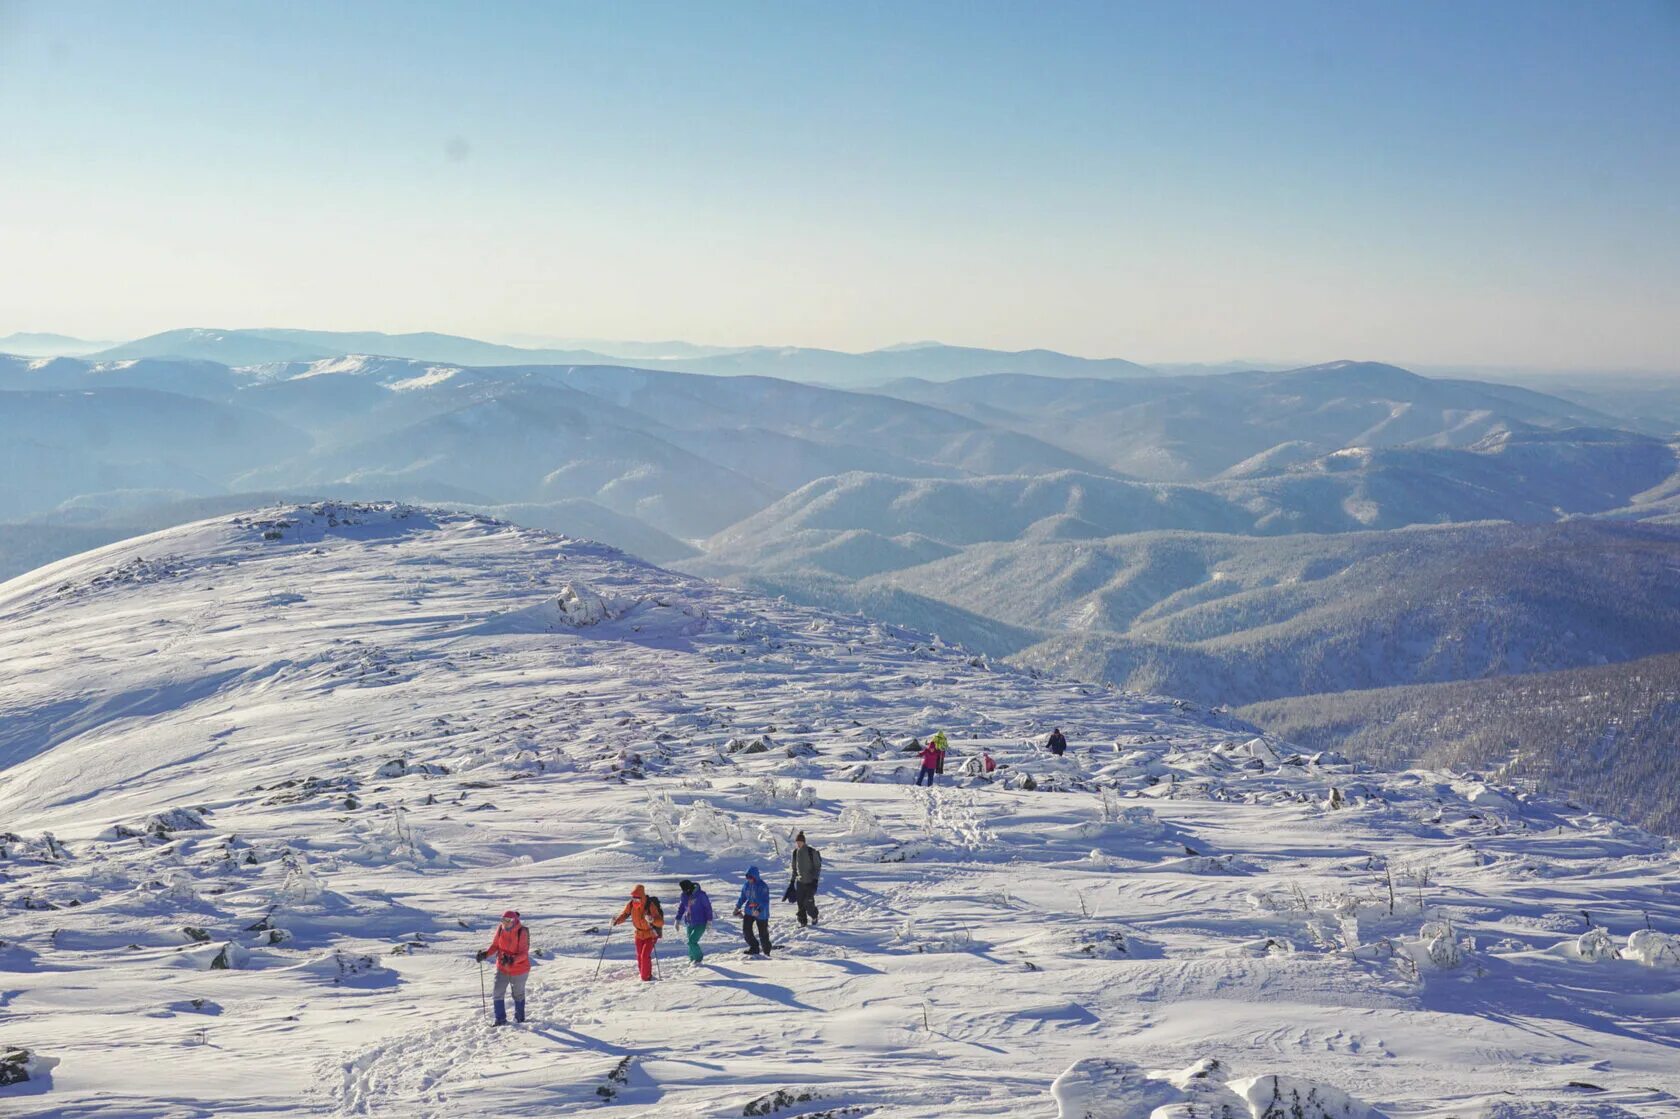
[1047,727,1068,756]
[789,832,822,927]
[675,879,713,965]
[733,866,773,956]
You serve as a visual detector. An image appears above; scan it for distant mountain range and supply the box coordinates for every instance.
[0,332,111,356]
[7,345,1680,831]
[76,327,1154,388]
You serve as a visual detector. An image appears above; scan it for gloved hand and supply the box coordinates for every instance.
[475,949,488,962]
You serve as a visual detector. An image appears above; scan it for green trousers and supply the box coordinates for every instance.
[686,922,707,963]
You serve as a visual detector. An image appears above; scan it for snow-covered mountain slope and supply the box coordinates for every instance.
[2,503,1677,1118]
[750,521,1680,709]
[1239,649,1680,835]
[879,363,1623,480]
[693,431,1680,577]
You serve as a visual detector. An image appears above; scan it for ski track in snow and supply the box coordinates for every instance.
[0,503,1676,1119]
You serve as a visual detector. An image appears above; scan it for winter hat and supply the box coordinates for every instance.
[746,865,760,878]
[795,832,806,844]
[501,910,520,922]
[631,884,646,898]
[678,879,696,894]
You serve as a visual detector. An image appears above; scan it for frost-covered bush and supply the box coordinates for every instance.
[277,853,324,904]
[165,872,200,903]
[555,581,618,626]
[1417,921,1470,970]
[347,808,446,868]
[1575,926,1619,962]
[1232,1073,1388,1119]
[1625,928,1679,967]
[838,803,886,840]
[892,918,972,953]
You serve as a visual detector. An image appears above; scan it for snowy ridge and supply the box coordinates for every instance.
[1,503,1677,1117]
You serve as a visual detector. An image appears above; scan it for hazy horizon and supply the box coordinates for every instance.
[3,0,1677,370]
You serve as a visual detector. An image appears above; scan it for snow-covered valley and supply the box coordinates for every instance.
[2,503,1676,1118]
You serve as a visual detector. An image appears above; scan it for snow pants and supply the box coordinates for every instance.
[492,970,527,1024]
[685,922,706,963]
[915,765,936,786]
[742,915,772,954]
[635,936,655,981]
[794,880,820,926]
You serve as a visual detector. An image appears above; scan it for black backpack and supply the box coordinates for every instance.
[645,895,664,935]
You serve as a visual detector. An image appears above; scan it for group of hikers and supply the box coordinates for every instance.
[916,726,1069,785]
[475,833,824,1025]
[475,728,1071,1025]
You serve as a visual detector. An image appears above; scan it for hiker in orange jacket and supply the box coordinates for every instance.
[612,884,665,981]
[475,910,530,1025]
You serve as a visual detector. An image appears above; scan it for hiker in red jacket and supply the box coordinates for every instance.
[476,910,530,1025]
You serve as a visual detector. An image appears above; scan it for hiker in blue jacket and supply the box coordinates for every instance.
[733,866,773,957]
[675,879,714,965]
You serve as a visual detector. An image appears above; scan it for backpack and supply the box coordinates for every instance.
[645,895,664,935]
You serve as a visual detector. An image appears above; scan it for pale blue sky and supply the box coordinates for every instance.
[2,0,1676,367]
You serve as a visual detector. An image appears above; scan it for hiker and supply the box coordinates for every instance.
[734,866,772,956]
[933,730,949,775]
[612,884,664,981]
[1047,727,1068,756]
[676,879,713,965]
[915,738,942,786]
[475,910,530,1025]
[789,832,822,927]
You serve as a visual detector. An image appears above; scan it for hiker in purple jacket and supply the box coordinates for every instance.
[675,879,714,964]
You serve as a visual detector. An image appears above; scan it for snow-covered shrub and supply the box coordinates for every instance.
[676,801,734,850]
[345,810,443,868]
[1050,1058,1182,1119]
[554,581,618,626]
[1418,921,1469,970]
[838,803,885,840]
[892,918,972,953]
[165,872,200,903]
[1575,926,1620,962]
[1625,928,1679,967]
[644,791,680,849]
[1231,1073,1388,1119]
[277,853,324,904]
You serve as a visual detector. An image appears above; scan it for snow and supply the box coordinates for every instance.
[1,501,1677,1117]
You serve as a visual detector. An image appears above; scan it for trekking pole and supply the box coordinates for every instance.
[654,938,662,981]
[477,956,487,1014]
[592,925,614,981]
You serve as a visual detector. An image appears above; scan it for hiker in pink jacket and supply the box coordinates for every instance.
[915,738,943,787]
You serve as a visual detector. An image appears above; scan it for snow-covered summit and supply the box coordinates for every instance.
[1,502,1676,1117]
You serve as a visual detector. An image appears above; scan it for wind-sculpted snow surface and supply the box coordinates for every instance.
[0,503,1677,1117]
